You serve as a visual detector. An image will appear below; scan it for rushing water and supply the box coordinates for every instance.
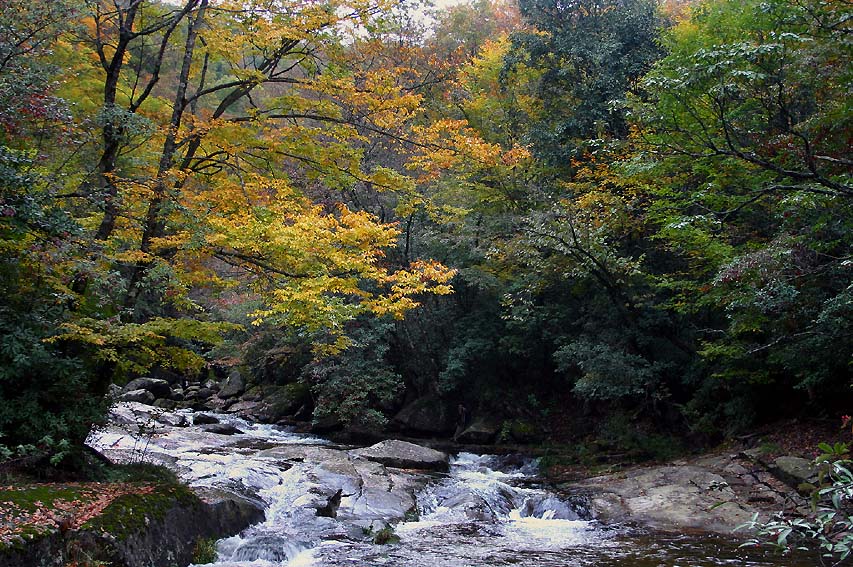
[88,404,818,567]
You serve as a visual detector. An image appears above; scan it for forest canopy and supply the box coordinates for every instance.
[0,0,850,464]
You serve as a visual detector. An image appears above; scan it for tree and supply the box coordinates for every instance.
[508,0,663,172]
[632,0,853,429]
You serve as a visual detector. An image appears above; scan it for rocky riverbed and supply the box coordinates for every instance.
[69,402,822,566]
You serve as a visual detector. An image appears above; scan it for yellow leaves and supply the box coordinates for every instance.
[111,249,155,265]
[47,318,240,375]
[368,260,457,319]
[408,119,531,183]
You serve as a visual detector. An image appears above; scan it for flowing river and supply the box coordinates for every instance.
[87,404,818,567]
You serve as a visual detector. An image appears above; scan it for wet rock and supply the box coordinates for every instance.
[455,419,500,444]
[149,367,185,386]
[156,412,188,427]
[109,401,157,426]
[1,485,263,567]
[354,440,449,471]
[192,413,221,425]
[123,377,172,399]
[119,388,155,404]
[393,396,455,436]
[226,400,261,417]
[200,423,243,435]
[219,370,246,398]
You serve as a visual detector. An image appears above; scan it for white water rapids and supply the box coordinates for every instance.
[87,403,816,567]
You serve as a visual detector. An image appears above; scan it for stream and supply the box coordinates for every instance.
[87,404,819,566]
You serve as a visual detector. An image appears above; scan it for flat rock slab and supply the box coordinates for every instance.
[569,453,809,534]
[352,440,449,471]
[576,465,756,532]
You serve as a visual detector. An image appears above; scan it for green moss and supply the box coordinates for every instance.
[82,481,201,541]
[373,526,399,545]
[0,484,92,510]
[192,537,218,563]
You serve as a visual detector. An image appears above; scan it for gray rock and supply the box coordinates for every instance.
[393,396,455,435]
[257,383,312,423]
[153,398,177,410]
[193,413,221,425]
[156,412,188,427]
[200,423,243,435]
[772,455,818,487]
[311,414,343,433]
[196,387,214,399]
[241,386,263,402]
[119,389,155,404]
[109,401,157,426]
[354,439,449,471]
[123,377,172,399]
[572,462,774,533]
[226,400,261,417]
[0,485,262,567]
[219,370,246,398]
[455,419,500,444]
[107,383,123,400]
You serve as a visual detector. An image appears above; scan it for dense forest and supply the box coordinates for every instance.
[0,0,850,467]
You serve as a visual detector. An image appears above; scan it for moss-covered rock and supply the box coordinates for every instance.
[0,480,263,567]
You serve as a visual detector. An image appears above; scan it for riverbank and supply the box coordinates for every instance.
[1,403,831,567]
[0,464,261,567]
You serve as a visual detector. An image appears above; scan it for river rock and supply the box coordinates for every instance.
[226,400,261,417]
[571,459,787,533]
[200,423,243,435]
[119,388,155,404]
[107,383,123,400]
[109,401,156,426]
[311,414,343,433]
[196,387,215,399]
[156,412,188,427]
[123,377,172,399]
[0,484,263,567]
[257,383,312,423]
[219,370,246,398]
[772,455,818,487]
[393,396,456,436]
[353,440,449,471]
[455,418,500,444]
[193,413,220,425]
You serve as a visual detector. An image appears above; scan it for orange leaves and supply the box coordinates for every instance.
[0,483,154,546]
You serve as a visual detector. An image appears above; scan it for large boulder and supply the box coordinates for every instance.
[200,423,244,435]
[0,483,263,567]
[123,377,172,399]
[218,370,246,399]
[192,413,220,425]
[455,418,500,444]
[118,389,155,405]
[256,383,312,423]
[393,396,455,436]
[772,455,818,488]
[353,439,449,471]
